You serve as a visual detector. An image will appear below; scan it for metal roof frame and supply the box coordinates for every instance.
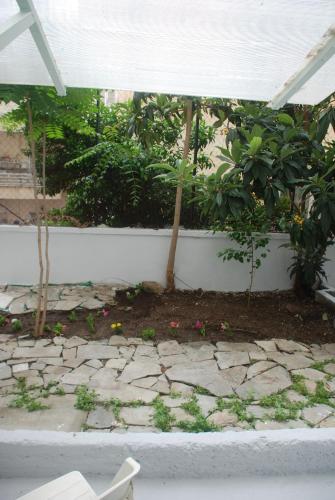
[0,0,66,95]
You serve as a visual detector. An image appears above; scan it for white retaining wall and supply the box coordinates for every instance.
[0,225,334,291]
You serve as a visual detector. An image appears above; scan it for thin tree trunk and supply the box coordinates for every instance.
[27,100,44,337]
[40,131,50,334]
[166,99,193,291]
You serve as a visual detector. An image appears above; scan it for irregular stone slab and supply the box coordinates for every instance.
[157,341,184,357]
[43,366,71,384]
[77,345,119,360]
[53,337,66,346]
[12,363,29,374]
[215,351,249,370]
[63,358,84,369]
[35,339,52,347]
[267,352,313,371]
[247,361,276,380]
[0,350,11,362]
[286,390,308,404]
[89,368,118,389]
[302,405,333,425]
[324,363,335,376]
[160,354,189,367]
[108,336,128,346]
[0,364,11,380]
[30,362,46,371]
[182,343,215,362]
[105,358,127,371]
[86,359,103,369]
[255,340,277,352]
[120,406,154,426]
[166,360,233,397]
[151,375,170,395]
[118,360,161,383]
[13,369,39,379]
[64,336,87,349]
[134,345,157,358]
[8,298,27,314]
[44,365,70,376]
[171,407,196,423]
[161,395,188,408]
[61,365,97,385]
[291,368,326,381]
[249,351,267,362]
[127,338,145,346]
[275,339,309,353]
[0,292,14,309]
[319,416,335,428]
[310,348,333,362]
[126,425,160,433]
[53,300,82,311]
[216,342,261,353]
[255,420,308,430]
[220,366,247,388]
[246,405,275,419]
[131,376,157,389]
[63,348,77,360]
[236,366,291,400]
[305,380,317,393]
[0,395,86,431]
[13,346,62,359]
[86,407,117,429]
[80,298,104,310]
[324,344,335,356]
[195,394,217,417]
[171,382,194,396]
[18,340,35,347]
[119,346,135,360]
[42,358,63,366]
[207,410,238,426]
[93,382,157,404]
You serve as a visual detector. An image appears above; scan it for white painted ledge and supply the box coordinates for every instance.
[1,428,335,479]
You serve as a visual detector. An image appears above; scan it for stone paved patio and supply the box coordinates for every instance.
[0,284,123,314]
[0,335,335,432]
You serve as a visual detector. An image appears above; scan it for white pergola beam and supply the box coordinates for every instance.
[0,11,34,52]
[16,0,66,96]
[268,24,335,109]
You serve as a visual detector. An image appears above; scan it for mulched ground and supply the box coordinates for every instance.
[2,289,335,344]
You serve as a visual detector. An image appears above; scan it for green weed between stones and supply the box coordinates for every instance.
[152,397,175,431]
[260,392,304,422]
[216,396,255,424]
[310,359,335,372]
[75,385,98,411]
[178,396,218,432]
[9,378,49,412]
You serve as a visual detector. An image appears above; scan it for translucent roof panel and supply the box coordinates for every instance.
[0,0,334,104]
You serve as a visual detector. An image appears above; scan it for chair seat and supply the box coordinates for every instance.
[17,471,98,500]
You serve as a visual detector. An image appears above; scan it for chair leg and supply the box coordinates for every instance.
[124,482,134,500]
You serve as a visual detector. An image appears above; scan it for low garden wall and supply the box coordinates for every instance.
[1,225,334,291]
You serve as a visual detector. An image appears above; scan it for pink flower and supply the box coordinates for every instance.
[169,321,179,329]
[220,322,226,331]
[194,320,204,330]
[102,308,110,318]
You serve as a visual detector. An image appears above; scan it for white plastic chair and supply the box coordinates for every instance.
[17,457,140,500]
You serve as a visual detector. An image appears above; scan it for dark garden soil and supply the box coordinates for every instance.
[2,289,335,344]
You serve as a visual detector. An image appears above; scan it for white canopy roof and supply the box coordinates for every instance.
[0,0,334,106]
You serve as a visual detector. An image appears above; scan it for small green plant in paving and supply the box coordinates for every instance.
[311,360,335,372]
[178,396,218,432]
[140,328,156,341]
[104,398,122,419]
[216,396,255,424]
[9,378,49,412]
[52,322,65,336]
[152,397,175,432]
[86,313,95,335]
[75,385,97,411]
[11,318,22,333]
[260,392,305,421]
[126,283,144,302]
[68,310,77,322]
[0,315,6,327]
[309,381,334,407]
[170,390,182,399]
[193,386,211,395]
[291,374,309,397]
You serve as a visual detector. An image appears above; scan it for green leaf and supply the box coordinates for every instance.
[248,137,262,156]
[277,113,294,127]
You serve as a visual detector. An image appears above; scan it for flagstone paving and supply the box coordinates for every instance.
[0,284,122,314]
[0,335,335,433]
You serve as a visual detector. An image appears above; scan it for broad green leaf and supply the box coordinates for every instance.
[277,113,294,127]
[248,136,262,156]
